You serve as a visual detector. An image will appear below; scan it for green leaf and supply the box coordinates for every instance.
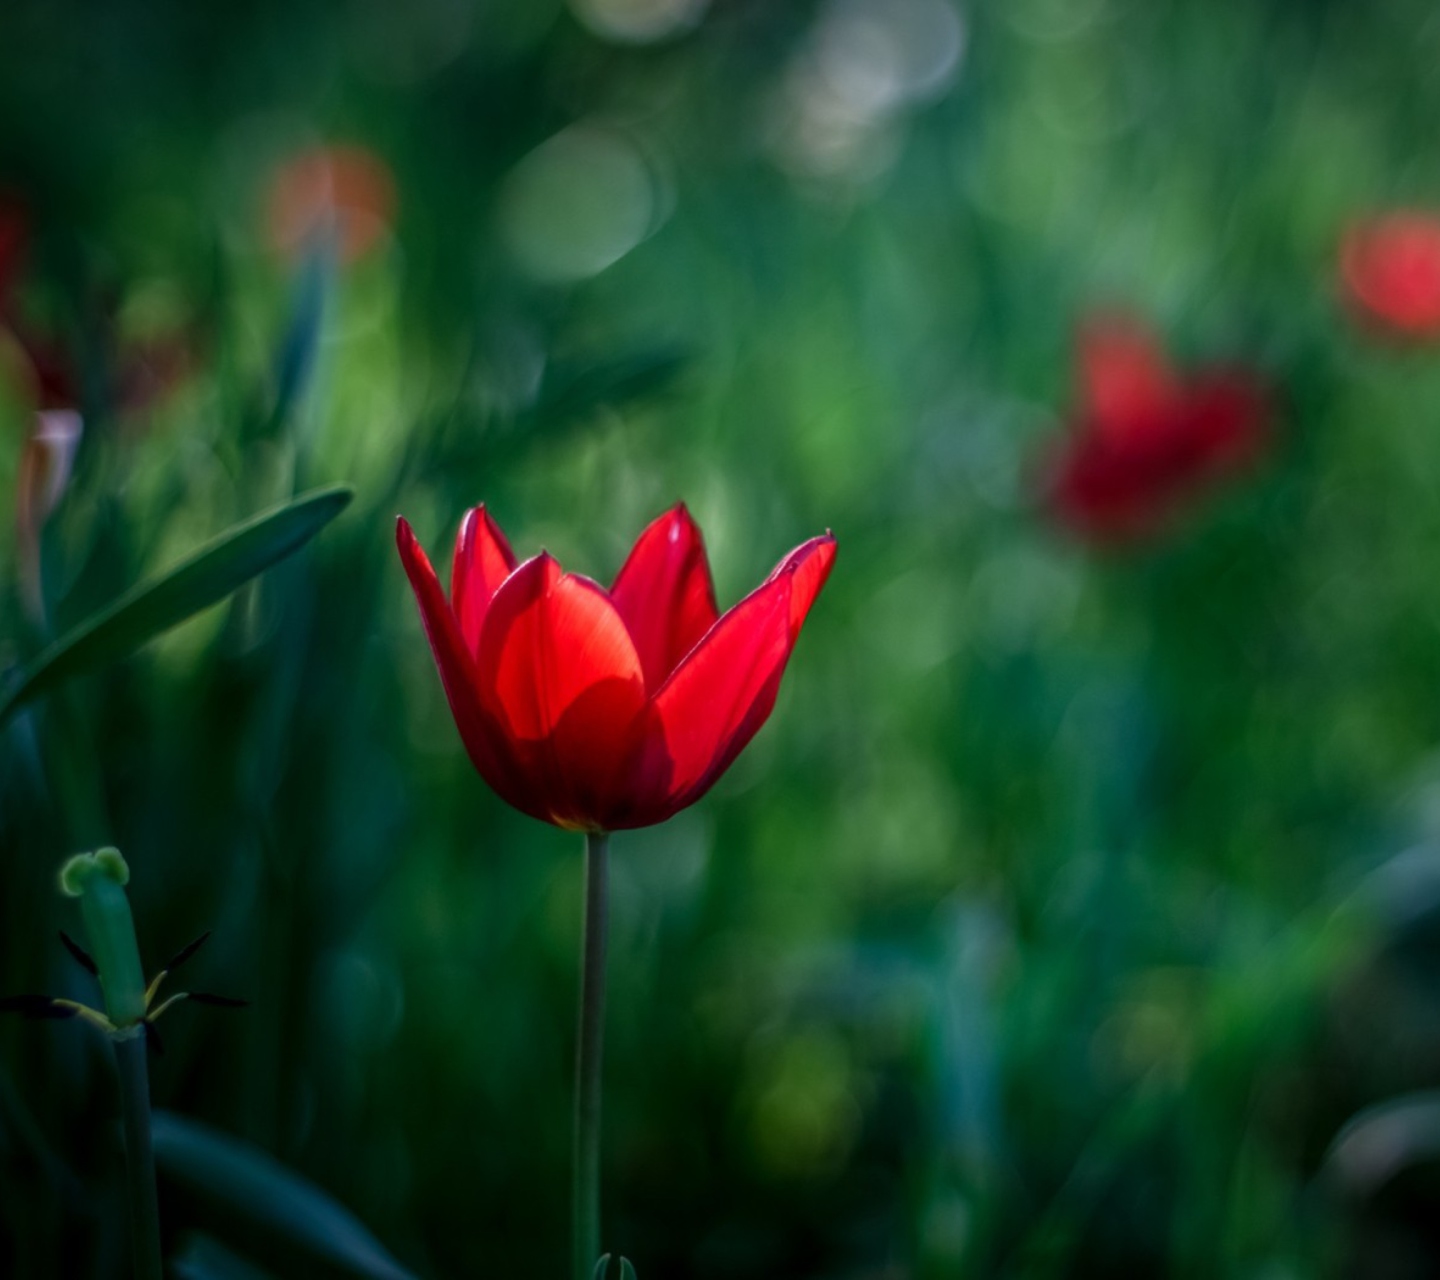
[0,484,352,726]
[152,1111,414,1280]
[591,1254,612,1280]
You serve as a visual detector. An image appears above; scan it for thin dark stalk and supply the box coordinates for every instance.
[573,830,610,1280]
[112,1030,162,1280]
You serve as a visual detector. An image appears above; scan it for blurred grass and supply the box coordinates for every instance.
[6,0,1440,1275]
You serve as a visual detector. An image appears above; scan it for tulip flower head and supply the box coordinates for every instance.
[1340,211,1440,340]
[1042,314,1270,543]
[397,505,836,831]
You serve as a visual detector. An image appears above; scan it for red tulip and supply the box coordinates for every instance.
[1340,211,1440,339]
[397,505,836,831]
[1042,314,1270,543]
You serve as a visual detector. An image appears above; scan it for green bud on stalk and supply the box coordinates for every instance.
[59,848,148,1027]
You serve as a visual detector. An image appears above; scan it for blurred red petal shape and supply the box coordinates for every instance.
[1341,212,1440,338]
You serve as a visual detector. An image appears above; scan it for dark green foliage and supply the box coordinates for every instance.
[0,486,353,724]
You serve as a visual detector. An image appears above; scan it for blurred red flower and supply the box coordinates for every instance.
[0,198,194,419]
[398,504,836,831]
[1042,315,1270,543]
[4,325,194,419]
[266,145,397,264]
[1340,211,1440,339]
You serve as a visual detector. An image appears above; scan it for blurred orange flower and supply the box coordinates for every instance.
[265,145,397,264]
[1041,314,1271,544]
[1340,211,1440,339]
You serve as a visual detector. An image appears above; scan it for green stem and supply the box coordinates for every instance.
[113,1029,162,1280]
[573,831,610,1280]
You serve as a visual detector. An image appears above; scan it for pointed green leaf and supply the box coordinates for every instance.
[620,1258,637,1280]
[0,484,352,726]
[152,1111,413,1280]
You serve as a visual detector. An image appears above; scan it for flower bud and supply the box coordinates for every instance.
[59,848,147,1027]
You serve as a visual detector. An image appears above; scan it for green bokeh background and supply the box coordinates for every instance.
[5,0,1440,1275]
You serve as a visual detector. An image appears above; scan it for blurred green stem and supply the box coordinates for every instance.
[573,831,609,1280]
[113,1029,162,1280]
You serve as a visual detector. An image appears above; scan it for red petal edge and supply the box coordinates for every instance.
[636,533,836,823]
[396,517,544,821]
[609,504,720,691]
[451,505,517,656]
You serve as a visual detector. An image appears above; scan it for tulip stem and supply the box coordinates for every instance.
[113,1028,162,1280]
[573,830,610,1280]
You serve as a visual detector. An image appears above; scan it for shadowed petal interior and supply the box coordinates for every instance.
[477,555,648,826]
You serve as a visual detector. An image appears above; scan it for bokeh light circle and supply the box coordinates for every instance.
[568,0,709,45]
[498,125,662,283]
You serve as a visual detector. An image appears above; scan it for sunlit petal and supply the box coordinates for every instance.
[651,534,835,812]
[451,505,518,656]
[610,503,719,688]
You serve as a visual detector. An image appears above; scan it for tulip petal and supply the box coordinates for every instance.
[609,504,719,689]
[766,534,838,636]
[477,555,648,828]
[396,518,542,820]
[650,534,835,813]
[451,505,517,655]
